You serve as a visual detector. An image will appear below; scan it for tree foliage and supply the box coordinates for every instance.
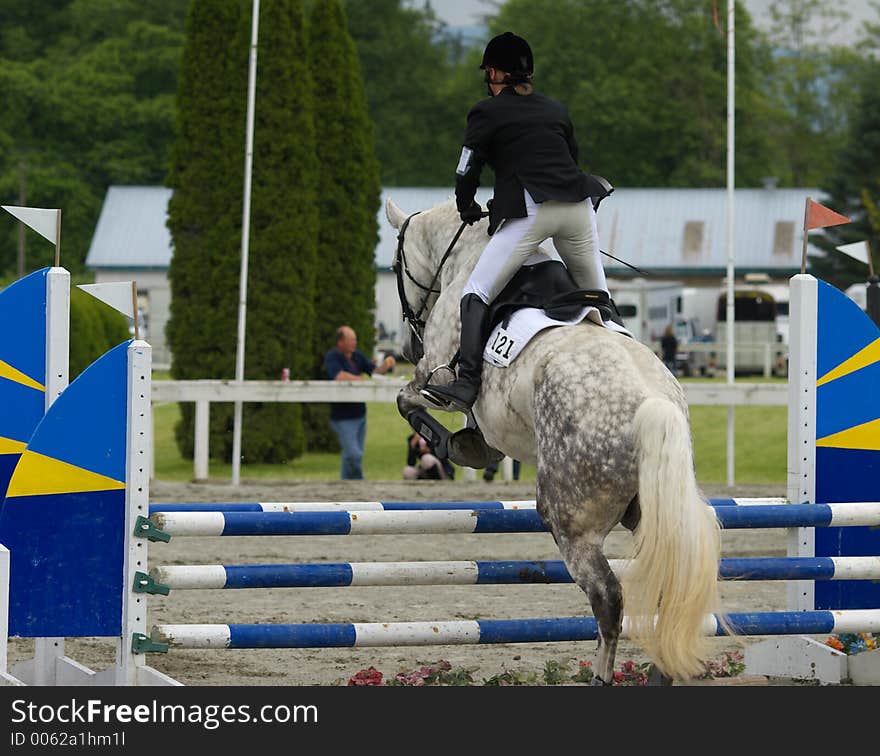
[165,0,249,461]
[167,0,323,464]
[305,0,382,451]
[810,60,880,288]
[0,0,186,277]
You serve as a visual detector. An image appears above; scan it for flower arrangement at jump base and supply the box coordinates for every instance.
[344,652,745,686]
[825,633,879,655]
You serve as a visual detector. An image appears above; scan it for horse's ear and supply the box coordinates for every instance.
[385,198,408,229]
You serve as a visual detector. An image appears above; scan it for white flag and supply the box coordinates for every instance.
[78,282,135,319]
[836,241,871,266]
[1,205,59,245]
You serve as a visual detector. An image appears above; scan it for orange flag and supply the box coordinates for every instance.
[807,199,850,230]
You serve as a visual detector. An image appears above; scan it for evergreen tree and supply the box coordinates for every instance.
[304,0,381,451]
[167,0,320,464]
[165,0,248,461]
[241,0,319,461]
[810,62,880,289]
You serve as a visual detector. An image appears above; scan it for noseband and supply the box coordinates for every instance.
[393,212,469,360]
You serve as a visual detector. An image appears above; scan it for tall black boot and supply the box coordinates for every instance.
[422,294,491,412]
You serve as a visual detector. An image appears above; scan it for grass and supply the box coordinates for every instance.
[152,374,788,486]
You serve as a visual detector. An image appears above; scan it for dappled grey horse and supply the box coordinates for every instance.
[387,197,726,683]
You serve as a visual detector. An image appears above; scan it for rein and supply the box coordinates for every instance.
[393,212,474,357]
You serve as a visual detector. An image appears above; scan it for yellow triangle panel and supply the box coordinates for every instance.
[0,437,27,455]
[0,359,45,392]
[817,337,880,387]
[6,450,125,498]
[816,416,880,452]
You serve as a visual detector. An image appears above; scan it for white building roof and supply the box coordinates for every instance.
[85,186,173,269]
[86,184,830,276]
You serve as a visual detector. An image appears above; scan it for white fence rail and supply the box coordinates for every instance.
[151,378,787,482]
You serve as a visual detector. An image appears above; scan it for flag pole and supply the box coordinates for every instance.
[132,282,139,341]
[725,0,736,488]
[55,209,61,267]
[232,0,260,487]
[801,196,810,274]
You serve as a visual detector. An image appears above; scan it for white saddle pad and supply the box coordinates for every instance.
[483,306,632,368]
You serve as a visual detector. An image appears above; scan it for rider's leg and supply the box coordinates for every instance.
[549,199,609,293]
[423,191,546,412]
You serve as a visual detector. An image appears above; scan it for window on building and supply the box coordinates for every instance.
[682,221,703,257]
[773,221,794,256]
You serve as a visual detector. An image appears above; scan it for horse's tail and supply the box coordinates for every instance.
[623,395,725,680]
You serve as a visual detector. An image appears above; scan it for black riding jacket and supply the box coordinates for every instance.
[455,86,595,228]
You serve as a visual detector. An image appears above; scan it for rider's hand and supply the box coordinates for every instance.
[459,201,483,226]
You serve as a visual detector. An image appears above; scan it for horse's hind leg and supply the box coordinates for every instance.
[558,539,622,686]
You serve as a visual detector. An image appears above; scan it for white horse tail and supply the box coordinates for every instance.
[623,395,725,680]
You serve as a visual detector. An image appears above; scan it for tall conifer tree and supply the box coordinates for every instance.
[166,0,247,461]
[305,0,381,450]
[243,0,319,461]
[166,0,319,463]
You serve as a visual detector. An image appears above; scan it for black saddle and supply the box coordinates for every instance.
[488,259,626,332]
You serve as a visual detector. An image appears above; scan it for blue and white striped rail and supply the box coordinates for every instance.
[149,502,880,537]
[147,497,784,514]
[151,556,880,589]
[151,609,880,649]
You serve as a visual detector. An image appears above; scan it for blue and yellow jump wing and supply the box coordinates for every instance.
[0,340,129,638]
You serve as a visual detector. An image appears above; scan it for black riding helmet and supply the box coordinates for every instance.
[480,32,533,75]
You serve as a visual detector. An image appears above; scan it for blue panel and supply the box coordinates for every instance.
[817,279,880,379]
[1,489,125,637]
[815,448,880,609]
[0,453,19,502]
[223,563,354,588]
[0,268,47,384]
[474,510,546,533]
[26,340,130,481]
[816,447,880,504]
[815,362,880,438]
[220,512,352,536]
[0,380,44,445]
[476,560,572,584]
[227,623,357,648]
[815,526,880,609]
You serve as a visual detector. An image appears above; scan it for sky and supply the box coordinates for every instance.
[423,0,878,45]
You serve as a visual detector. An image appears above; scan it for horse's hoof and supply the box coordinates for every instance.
[646,665,674,686]
[448,428,491,468]
[589,675,612,687]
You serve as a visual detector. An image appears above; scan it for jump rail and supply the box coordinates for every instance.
[152,610,880,650]
[151,557,880,589]
[148,503,880,538]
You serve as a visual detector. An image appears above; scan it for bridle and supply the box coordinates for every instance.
[392,212,473,360]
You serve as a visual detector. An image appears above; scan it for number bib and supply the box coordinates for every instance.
[487,326,517,367]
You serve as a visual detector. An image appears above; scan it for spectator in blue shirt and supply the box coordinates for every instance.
[324,325,396,479]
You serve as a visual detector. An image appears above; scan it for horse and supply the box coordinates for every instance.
[386,196,728,684]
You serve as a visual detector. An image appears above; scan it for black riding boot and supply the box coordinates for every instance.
[422,294,491,412]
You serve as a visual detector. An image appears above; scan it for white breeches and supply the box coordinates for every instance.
[462,189,608,304]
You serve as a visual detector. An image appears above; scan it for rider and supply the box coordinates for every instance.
[422,31,612,413]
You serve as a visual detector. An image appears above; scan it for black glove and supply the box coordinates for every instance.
[459,201,483,225]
